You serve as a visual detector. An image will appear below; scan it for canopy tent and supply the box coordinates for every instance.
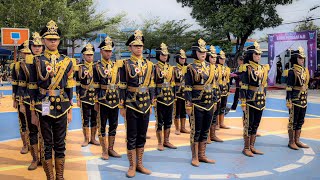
[0,48,11,56]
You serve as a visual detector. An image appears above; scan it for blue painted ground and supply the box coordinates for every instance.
[1,94,319,141]
[87,135,320,179]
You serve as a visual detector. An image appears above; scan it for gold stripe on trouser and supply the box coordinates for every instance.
[37,113,45,161]
[154,105,159,131]
[20,106,30,144]
[189,105,196,144]
[288,105,294,130]
[80,103,84,127]
[243,106,249,136]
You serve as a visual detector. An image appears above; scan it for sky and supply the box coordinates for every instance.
[94,0,320,40]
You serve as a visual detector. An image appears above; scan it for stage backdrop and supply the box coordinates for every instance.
[268,30,317,85]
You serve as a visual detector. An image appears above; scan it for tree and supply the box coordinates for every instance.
[294,20,320,48]
[176,0,293,63]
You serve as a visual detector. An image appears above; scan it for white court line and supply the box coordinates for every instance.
[190,174,229,179]
[151,172,181,179]
[303,148,316,155]
[236,171,273,178]
[296,155,315,164]
[87,159,109,180]
[273,164,302,172]
[107,164,127,172]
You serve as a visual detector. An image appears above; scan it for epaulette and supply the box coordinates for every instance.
[263,64,270,71]
[10,62,15,70]
[115,59,124,67]
[25,54,34,64]
[239,64,249,72]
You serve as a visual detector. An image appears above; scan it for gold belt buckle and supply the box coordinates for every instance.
[163,82,170,88]
[108,84,116,90]
[204,85,212,91]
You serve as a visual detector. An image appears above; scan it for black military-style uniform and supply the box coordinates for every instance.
[185,39,215,166]
[286,47,310,149]
[29,20,75,180]
[154,43,176,150]
[12,45,30,154]
[239,42,269,156]
[120,30,155,178]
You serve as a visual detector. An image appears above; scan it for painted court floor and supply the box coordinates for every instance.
[0,86,319,180]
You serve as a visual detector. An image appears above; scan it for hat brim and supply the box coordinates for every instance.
[100,46,113,51]
[20,49,32,54]
[129,40,144,46]
[43,35,60,39]
[83,51,94,55]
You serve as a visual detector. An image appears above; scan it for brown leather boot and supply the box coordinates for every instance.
[210,125,223,142]
[28,144,39,170]
[42,159,54,180]
[156,130,164,151]
[215,116,220,130]
[191,142,200,167]
[89,127,100,146]
[242,135,254,157]
[250,135,264,155]
[136,148,152,175]
[180,118,190,134]
[198,142,215,163]
[126,149,136,178]
[163,129,177,149]
[55,158,65,180]
[99,136,109,160]
[20,131,29,154]
[295,130,309,148]
[108,136,121,158]
[81,127,90,147]
[207,135,212,144]
[174,119,181,135]
[219,115,230,129]
[288,129,299,150]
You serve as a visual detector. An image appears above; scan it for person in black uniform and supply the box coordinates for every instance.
[76,43,100,148]
[185,38,215,167]
[19,32,44,170]
[12,40,32,155]
[215,50,231,129]
[29,20,75,180]
[231,56,244,111]
[239,42,269,157]
[154,43,177,151]
[286,47,310,150]
[276,57,283,84]
[206,45,223,143]
[119,30,156,177]
[173,49,190,135]
[93,36,122,159]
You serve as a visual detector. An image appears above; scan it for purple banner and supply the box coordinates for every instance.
[268,30,317,78]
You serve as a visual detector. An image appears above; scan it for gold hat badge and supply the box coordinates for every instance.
[101,36,113,51]
[32,32,43,45]
[43,20,60,39]
[297,46,306,58]
[130,30,144,46]
[198,38,207,52]
[253,41,262,54]
[160,43,169,55]
[20,40,31,54]
[83,43,94,55]
[219,50,226,59]
[179,49,187,59]
[210,45,217,57]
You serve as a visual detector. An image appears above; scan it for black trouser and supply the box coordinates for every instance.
[218,95,228,115]
[231,88,240,110]
[17,104,27,133]
[155,102,173,131]
[190,106,213,143]
[276,72,282,84]
[39,113,67,160]
[211,100,221,125]
[243,105,263,136]
[175,98,186,119]
[25,104,38,145]
[288,105,307,130]
[126,108,150,150]
[98,105,119,137]
[81,102,97,128]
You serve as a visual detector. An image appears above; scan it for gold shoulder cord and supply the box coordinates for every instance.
[142,60,153,86]
[127,61,138,79]
[20,61,30,81]
[205,64,215,85]
[48,57,71,90]
[111,63,119,84]
[36,57,50,81]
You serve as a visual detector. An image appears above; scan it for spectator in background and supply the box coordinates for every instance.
[230,56,244,111]
[276,56,283,84]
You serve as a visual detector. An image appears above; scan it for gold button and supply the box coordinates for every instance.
[89,98,92,101]
[144,103,147,107]
[205,95,209,99]
[113,94,116,98]
[164,97,168,101]
[303,100,306,103]
[50,106,54,110]
[50,97,55,102]
[209,95,212,98]
[109,101,112,104]
[261,101,264,104]
[164,93,168,96]
[109,95,112,99]
[208,100,211,103]
[139,104,143,108]
[168,92,171,95]
[113,100,116,103]
[57,86,60,89]
[144,97,148,100]
[139,92,142,95]
[57,105,61,110]
[56,98,61,102]
[204,100,208,103]
[139,98,143,101]
[258,97,261,100]
[257,102,261,105]
[112,90,116,92]
[168,97,171,101]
